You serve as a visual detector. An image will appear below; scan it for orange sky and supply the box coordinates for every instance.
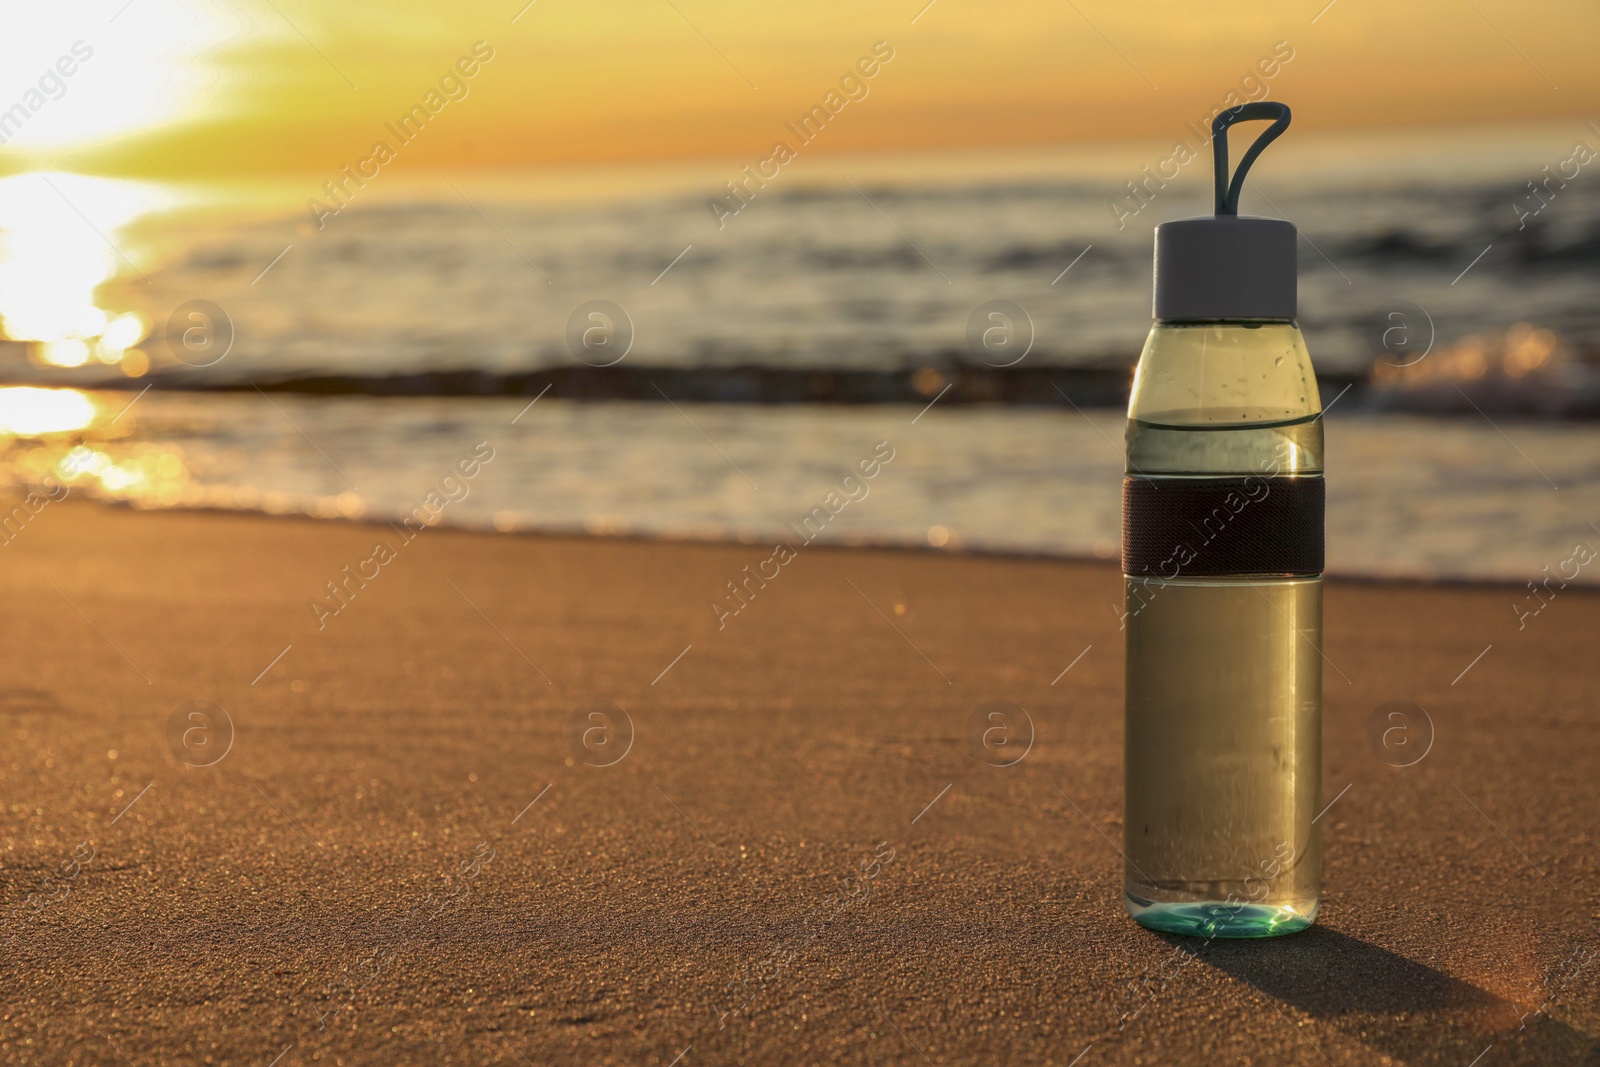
[5,0,1597,179]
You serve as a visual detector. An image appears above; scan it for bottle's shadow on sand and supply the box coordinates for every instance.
[1155,926,1598,1065]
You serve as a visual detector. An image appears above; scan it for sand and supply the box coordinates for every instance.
[1,501,1596,1066]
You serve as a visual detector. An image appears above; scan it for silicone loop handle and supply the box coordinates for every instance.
[1212,102,1292,216]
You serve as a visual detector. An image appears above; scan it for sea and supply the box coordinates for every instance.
[1,119,1597,585]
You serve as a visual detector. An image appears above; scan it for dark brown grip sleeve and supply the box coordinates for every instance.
[1122,476,1324,577]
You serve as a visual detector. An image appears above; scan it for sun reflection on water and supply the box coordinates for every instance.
[0,386,98,435]
[0,387,367,517]
[0,386,187,504]
[0,172,167,373]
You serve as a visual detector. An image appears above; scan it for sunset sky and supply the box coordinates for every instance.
[2,0,1594,178]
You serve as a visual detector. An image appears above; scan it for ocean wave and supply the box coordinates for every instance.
[0,388,1595,585]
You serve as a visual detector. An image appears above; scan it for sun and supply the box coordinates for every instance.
[0,171,168,366]
[0,0,235,151]
[0,2,240,365]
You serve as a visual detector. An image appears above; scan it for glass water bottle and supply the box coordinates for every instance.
[1122,102,1324,938]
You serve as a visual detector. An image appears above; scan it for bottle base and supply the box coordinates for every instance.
[1125,892,1317,938]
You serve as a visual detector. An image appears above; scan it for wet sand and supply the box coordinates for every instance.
[1,501,1596,1065]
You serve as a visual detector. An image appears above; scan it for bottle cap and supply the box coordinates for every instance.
[1154,102,1296,321]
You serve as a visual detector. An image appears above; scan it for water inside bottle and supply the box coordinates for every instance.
[1122,414,1323,938]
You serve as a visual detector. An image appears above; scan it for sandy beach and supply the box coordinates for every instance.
[1,500,1596,1065]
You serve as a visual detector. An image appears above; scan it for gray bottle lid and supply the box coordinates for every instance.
[1154,102,1296,321]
